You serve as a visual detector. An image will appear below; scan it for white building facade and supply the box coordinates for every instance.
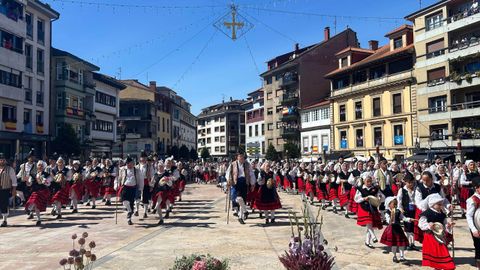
[245,89,264,161]
[300,101,331,161]
[0,0,58,159]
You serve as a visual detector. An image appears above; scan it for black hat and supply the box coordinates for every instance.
[49,152,58,161]
[472,176,480,188]
[0,153,5,159]
[140,150,148,158]
[147,155,153,162]
[153,152,159,158]
[125,155,134,164]
[368,156,375,163]
[379,156,387,163]
[403,170,414,181]
[27,149,35,158]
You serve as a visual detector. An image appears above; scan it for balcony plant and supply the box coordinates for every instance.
[465,73,473,83]
[279,205,335,270]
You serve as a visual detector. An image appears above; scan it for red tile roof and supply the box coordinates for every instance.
[385,24,413,37]
[302,100,330,110]
[325,44,414,78]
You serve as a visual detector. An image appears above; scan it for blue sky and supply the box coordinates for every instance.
[45,0,438,115]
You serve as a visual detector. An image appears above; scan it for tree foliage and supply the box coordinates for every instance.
[179,145,189,160]
[51,124,81,157]
[265,144,279,161]
[200,147,210,160]
[190,148,198,161]
[284,142,300,159]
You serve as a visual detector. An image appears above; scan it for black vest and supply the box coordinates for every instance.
[420,208,446,223]
[418,183,441,200]
[359,186,379,211]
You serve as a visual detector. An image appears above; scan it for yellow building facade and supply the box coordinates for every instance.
[327,26,417,161]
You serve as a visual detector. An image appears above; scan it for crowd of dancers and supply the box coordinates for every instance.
[0,150,188,227]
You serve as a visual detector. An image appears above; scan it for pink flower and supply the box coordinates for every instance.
[191,260,207,270]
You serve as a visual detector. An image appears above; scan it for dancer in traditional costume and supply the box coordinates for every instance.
[380,197,410,263]
[396,171,418,250]
[419,193,455,270]
[254,162,282,224]
[84,158,102,209]
[102,159,117,206]
[25,161,52,226]
[460,160,479,217]
[152,161,176,224]
[135,152,153,218]
[337,162,352,218]
[50,157,72,219]
[0,153,17,227]
[16,149,35,204]
[354,176,384,248]
[116,156,143,225]
[69,160,83,213]
[466,175,480,269]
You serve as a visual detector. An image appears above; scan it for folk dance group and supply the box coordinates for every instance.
[0,151,187,227]
[266,156,480,269]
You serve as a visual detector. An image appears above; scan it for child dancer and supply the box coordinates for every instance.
[380,197,410,263]
[354,176,384,248]
[418,193,455,270]
[466,176,480,269]
[397,171,418,250]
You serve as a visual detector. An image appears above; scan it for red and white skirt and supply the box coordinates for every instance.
[421,232,455,270]
[283,177,290,190]
[51,184,71,205]
[70,182,84,199]
[392,184,400,196]
[305,181,316,196]
[253,186,282,210]
[25,189,50,212]
[356,206,383,229]
[275,175,282,187]
[380,224,409,247]
[338,186,350,207]
[153,190,170,209]
[316,185,328,201]
[414,208,424,243]
[85,179,101,198]
[348,187,358,213]
[328,185,338,201]
[460,186,473,210]
[296,177,305,193]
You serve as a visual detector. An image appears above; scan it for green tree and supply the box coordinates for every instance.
[200,147,210,160]
[169,145,179,159]
[284,142,300,159]
[189,148,198,161]
[51,124,81,157]
[265,144,279,161]
[179,145,189,160]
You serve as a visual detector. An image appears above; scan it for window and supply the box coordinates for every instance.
[333,76,350,89]
[320,107,329,120]
[1,0,23,21]
[393,125,404,146]
[265,77,272,85]
[220,136,225,143]
[23,109,31,125]
[95,91,116,107]
[388,58,413,74]
[276,138,284,145]
[261,124,264,135]
[93,120,113,132]
[430,124,448,140]
[2,105,16,122]
[25,44,32,69]
[312,135,318,152]
[35,111,43,126]
[426,12,443,31]
[276,121,282,129]
[162,118,165,132]
[0,29,23,53]
[369,65,386,80]
[427,67,446,85]
[321,135,328,151]
[393,93,402,114]
[37,19,45,44]
[215,146,220,152]
[312,109,319,121]
[373,97,381,117]
[303,137,309,152]
[339,105,346,122]
[373,127,382,146]
[353,70,367,84]
[426,39,445,59]
[276,90,282,97]
[355,101,362,119]
[25,13,33,38]
[276,105,282,113]
[24,76,32,103]
[340,130,347,149]
[248,126,252,137]
[36,49,44,74]
[341,57,348,68]
[428,95,447,113]
[393,37,403,49]
[36,79,44,106]
[214,126,219,132]
[214,136,219,142]
[220,126,225,132]
[220,146,226,152]
[0,68,22,88]
[302,112,310,123]
[166,119,169,133]
[255,125,259,136]
[267,108,273,115]
[356,129,364,148]
[268,123,274,130]
[267,92,273,100]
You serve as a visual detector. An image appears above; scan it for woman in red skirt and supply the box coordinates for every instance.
[418,193,455,270]
[354,176,384,249]
[326,162,339,213]
[460,160,478,217]
[305,172,316,205]
[296,164,305,195]
[337,162,351,218]
[50,157,72,219]
[25,161,52,226]
[254,162,282,224]
[84,159,102,209]
[315,164,328,209]
[69,161,84,213]
[380,197,410,263]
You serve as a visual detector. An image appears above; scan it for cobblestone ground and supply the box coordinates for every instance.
[0,184,476,270]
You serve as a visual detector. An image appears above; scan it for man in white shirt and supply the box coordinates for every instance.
[16,149,35,203]
[226,153,256,224]
[117,156,143,225]
[0,153,17,227]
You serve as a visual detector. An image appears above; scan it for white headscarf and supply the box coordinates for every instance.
[426,193,444,208]
[465,160,474,167]
[384,196,397,209]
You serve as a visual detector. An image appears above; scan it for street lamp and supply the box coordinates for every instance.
[118,121,126,159]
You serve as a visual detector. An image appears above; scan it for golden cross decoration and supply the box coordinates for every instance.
[223,5,244,40]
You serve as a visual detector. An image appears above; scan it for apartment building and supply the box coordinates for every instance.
[260,27,358,155]
[406,0,480,160]
[244,89,265,161]
[197,99,245,158]
[326,25,416,161]
[300,100,331,161]
[0,0,58,159]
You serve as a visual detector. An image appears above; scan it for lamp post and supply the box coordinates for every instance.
[118,121,126,159]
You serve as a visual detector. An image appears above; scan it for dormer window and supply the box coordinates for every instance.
[393,37,403,49]
[341,57,348,68]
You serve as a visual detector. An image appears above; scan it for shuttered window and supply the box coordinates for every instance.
[427,67,446,82]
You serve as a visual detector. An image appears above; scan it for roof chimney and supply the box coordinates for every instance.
[294,43,299,52]
[368,40,379,51]
[324,27,330,41]
[149,81,156,91]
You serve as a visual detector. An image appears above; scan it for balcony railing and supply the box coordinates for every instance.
[332,70,413,96]
[448,5,480,24]
[281,127,299,138]
[281,112,298,122]
[450,35,480,52]
[280,72,298,87]
[281,94,299,105]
